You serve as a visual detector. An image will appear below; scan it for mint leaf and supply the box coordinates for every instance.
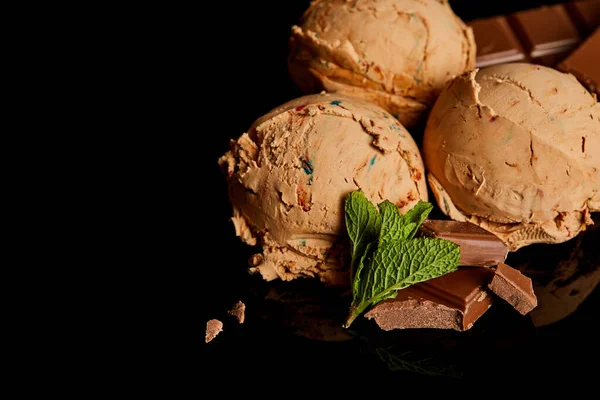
[378,200,432,245]
[345,190,381,279]
[352,241,376,302]
[345,238,459,328]
[397,200,433,241]
[378,200,403,246]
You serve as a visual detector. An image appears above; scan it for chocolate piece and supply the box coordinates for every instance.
[557,28,600,95]
[507,4,581,66]
[566,0,600,35]
[488,262,537,315]
[205,319,223,343]
[364,267,494,331]
[419,220,508,267]
[468,2,592,68]
[227,300,246,324]
[469,16,526,67]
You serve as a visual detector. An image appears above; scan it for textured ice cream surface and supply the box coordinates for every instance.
[422,62,600,251]
[218,92,427,286]
[288,0,476,128]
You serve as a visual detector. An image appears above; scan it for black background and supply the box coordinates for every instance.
[195,0,598,390]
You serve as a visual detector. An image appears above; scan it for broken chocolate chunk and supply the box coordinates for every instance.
[205,319,223,343]
[364,267,495,332]
[488,263,537,315]
[419,220,509,267]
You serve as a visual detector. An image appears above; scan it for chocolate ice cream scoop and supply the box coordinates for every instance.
[422,62,600,251]
[218,92,427,286]
[288,0,476,128]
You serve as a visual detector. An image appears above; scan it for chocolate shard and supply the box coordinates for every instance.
[364,267,495,332]
[488,262,537,315]
[419,220,508,267]
[557,28,600,96]
[205,319,223,343]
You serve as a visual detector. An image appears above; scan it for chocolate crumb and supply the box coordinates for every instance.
[205,319,223,343]
[228,301,246,324]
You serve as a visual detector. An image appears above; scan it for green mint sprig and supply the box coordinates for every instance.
[343,190,460,328]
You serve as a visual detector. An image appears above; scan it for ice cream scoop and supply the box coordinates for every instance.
[422,63,600,251]
[288,0,476,128]
[218,92,427,286]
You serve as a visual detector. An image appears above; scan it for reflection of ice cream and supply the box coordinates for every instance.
[422,63,600,251]
[218,92,427,286]
[288,0,476,128]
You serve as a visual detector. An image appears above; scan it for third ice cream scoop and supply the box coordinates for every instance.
[422,62,600,251]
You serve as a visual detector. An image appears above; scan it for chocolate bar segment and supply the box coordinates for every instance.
[364,267,494,331]
[565,0,600,35]
[507,4,581,66]
[557,28,600,95]
[468,16,526,67]
[419,220,508,267]
[488,263,537,315]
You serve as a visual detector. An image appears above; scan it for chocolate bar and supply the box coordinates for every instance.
[557,28,600,95]
[468,1,600,68]
[419,220,508,267]
[488,263,537,315]
[364,267,495,331]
